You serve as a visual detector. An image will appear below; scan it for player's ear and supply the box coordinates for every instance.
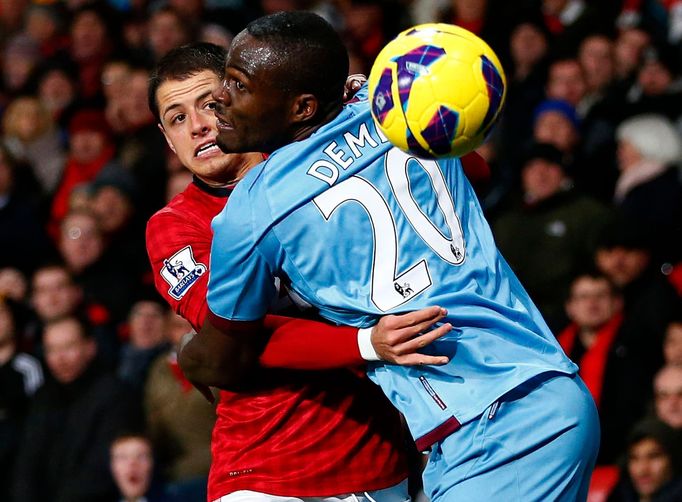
[290,94,318,124]
[158,123,177,154]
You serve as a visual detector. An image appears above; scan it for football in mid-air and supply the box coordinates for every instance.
[368,23,506,158]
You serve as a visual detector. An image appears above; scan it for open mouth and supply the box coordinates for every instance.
[195,141,221,157]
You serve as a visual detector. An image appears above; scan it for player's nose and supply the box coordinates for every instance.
[213,79,230,106]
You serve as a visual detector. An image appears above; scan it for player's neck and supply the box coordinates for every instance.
[291,102,343,144]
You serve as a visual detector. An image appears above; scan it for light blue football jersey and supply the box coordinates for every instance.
[207,87,577,449]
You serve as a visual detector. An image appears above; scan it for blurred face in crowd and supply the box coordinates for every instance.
[578,35,614,93]
[70,10,108,61]
[664,322,682,367]
[148,9,189,60]
[546,59,586,107]
[70,130,107,164]
[638,59,673,96]
[123,69,155,130]
[616,139,642,172]
[654,366,682,428]
[0,151,12,195]
[533,110,578,153]
[25,6,60,44]
[0,301,15,346]
[101,60,131,102]
[521,157,565,203]
[44,318,95,383]
[565,276,621,331]
[128,301,166,349]
[595,246,650,287]
[90,186,133,234]
[5,97,47,142]
[39,69,77,117]
[59,212,104,273]
[32,266,82,321]
[156,70,261,185]
[510,22,548,73]
[110,437,153,499]
[628,437,674,498]
[614,28,650,78]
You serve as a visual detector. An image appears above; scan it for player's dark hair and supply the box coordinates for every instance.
[245,11,349,119]
[148,42,227,122]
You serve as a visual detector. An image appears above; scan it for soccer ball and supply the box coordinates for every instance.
[368,23,506,158]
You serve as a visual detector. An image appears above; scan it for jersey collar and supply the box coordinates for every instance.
[192,175,235,197]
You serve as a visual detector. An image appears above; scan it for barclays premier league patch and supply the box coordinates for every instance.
[160,246,207,300]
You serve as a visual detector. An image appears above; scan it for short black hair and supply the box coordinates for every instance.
[148,42,227,122]
[245,11,349,116]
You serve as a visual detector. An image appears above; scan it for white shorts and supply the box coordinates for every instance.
[214,479,410,502]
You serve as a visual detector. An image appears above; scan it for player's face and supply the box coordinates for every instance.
[213,33,294,154]
[157,70,261,185]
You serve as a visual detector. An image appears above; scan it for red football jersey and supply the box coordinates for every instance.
[146,178,408,499]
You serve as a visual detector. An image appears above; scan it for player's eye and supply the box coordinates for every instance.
[233,79,246,91]
[205,101,217,110]
[171,113,186,125]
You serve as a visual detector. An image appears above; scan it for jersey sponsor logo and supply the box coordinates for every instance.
[160,246,207,300]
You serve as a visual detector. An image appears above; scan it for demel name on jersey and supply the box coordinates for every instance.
[160,246,207,300]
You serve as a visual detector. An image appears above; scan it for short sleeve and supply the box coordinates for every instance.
[207,186,277,321]
[146,210,210,332]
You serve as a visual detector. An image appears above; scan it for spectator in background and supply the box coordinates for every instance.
[653,365,682,430]
[2,33,41,96]
[2,95,66,196]
[11,316,141,502]
[65,1,119,100]
[49,108,116,239]
[110,433,174,502]
[58,208,137,327]
[147,6,193,63]
[607,419,682,502]
[101,58,133,134]
[22,2,68,59]
[88,163,148,279]
[0,268,28,312]
[118,299,170,393]
[492,142,611,330]
[614,113,682,265]
[558,271,649,464]
[0,299,43,502]
[0,145,53,275]
[595,220,682,382]
[33,59,79,128]
[538,0,603,57]
[532,98,582,161]
[613,26,652,86]
[624,43,682,121]
[487,18,550,212]
[144,312,213,500]
[664,320,682,367]
[545,57,588,113]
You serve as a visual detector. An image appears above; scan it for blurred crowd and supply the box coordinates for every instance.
[1,0,682,501]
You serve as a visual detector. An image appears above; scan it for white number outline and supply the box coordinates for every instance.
[313,149,465,311]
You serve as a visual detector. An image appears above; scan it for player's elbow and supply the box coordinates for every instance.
[178,337,259,390]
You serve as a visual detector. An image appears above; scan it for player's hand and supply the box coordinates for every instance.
[371,306,451,366]
[343,73,367,102]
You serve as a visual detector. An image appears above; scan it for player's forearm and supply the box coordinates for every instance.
[180,315,266,390]
[260,315,364,370]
